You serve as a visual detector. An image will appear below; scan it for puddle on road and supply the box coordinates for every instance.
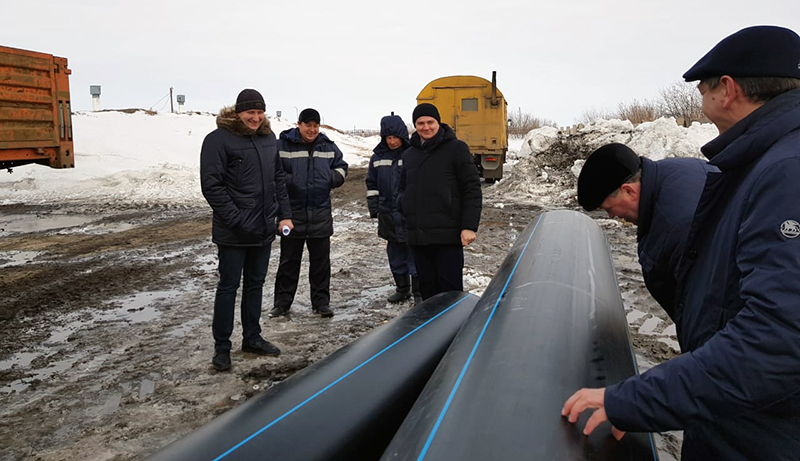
[139,379,155,399]
[0,352,42,370]
[99,393,122,415]
[167,318,203,338]
[1,289,184,394]
[639,316,662,335]
[626,309,647,323]
[98,290,180,324]
[0,212,136,236]
[1,355,79,394]
[0,250,44,269]
[0,213,99,234]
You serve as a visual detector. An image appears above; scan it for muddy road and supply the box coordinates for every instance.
[0,167,680,460]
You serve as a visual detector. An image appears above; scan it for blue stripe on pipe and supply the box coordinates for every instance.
[417,214,544,461]
[213,293,475,461]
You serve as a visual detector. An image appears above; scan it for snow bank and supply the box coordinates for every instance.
[0,111,374,207]
[494,117,719,207]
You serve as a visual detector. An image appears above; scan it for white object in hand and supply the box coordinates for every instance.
[282,225,291,236]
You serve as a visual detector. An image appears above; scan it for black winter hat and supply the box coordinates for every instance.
[683,25,800,82]
[412,103,441,124]
[298,108,321,124]
[235,89,266,113]
[577,143,641,211]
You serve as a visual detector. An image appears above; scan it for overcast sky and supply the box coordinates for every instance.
[3,0,799,130]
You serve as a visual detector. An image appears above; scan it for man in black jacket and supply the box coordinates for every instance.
[200,89,292,371]
[270,108,348,318]
[399,103,482,300]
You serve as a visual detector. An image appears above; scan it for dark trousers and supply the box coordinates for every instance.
[386,241,417,277]
[274,236,331,310]
[410,244,464,300]
[213,244,271,352]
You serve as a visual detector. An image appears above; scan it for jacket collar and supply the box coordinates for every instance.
[636,157,655,240]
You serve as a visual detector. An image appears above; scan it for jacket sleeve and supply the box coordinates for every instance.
[274,149,292,221]
[605,158,800,432]
[455,141,482,231]
[200,133,242,229]
[330,143,348,189]
[366,155,379,218]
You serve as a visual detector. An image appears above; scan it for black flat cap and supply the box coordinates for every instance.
[683,25,800,82]
[578,143,641,211]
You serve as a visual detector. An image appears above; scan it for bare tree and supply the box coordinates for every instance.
[508,107,557,136]
[616,98,660,124]
[658,80,706,125]
[577,107,616,124]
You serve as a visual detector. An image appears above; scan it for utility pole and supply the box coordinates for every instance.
[170,87,174,114]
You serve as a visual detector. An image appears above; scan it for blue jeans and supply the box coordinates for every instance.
[213,244,271,352]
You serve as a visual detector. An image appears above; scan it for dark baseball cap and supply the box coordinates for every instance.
[683,25,800,82]
[578,143,641,211]
[298,108,321,124]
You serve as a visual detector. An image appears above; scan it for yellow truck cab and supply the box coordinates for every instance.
[416,72,508,182]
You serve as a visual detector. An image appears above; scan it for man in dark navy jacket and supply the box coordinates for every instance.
[564,26,800,460]
[200,89,292,371]
[270,108,348,319]
[577,143,714,319]
[366,114,421,304]
[399,103,482,300]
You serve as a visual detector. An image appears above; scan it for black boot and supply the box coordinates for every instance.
[388,274,411,303]
[411,276,423,305]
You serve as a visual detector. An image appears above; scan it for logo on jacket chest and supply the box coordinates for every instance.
[780,220,800,239]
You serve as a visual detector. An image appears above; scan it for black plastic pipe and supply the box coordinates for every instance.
[149,291,478,461]
[381,210,658,460]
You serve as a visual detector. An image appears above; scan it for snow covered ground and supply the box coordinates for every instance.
[0,111,374,207]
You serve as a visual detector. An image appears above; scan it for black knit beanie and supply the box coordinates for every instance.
[412,103,440,124]
[298,108,321,124]
[235,89,266,113]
